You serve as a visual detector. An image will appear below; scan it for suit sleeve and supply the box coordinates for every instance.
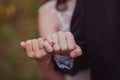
[52,0,89,76]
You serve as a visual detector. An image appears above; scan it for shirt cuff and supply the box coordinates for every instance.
[53,55,74,70]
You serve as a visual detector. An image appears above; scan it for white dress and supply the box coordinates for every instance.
[39,0,90,80]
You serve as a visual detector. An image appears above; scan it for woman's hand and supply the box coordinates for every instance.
[20,38,51,62]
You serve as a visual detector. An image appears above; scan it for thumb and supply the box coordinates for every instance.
[20,41,26,49]
[70,45,82,58]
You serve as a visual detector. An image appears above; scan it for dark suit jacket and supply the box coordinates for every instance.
[70,0,120,80]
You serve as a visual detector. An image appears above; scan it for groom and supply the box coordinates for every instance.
[55,0,120,80]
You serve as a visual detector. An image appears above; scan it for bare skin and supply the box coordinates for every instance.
[20,7,82,80]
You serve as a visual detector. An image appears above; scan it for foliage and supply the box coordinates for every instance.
[0,0,42,80]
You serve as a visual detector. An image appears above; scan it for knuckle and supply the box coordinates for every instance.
[38,38,42,42]
[65,31,70,34]
[54,46,60,53]
[33,39,37,42]
[38,38,42,44]
[65,31,71,35]
[26,40,31,45]
[67,32,74,37]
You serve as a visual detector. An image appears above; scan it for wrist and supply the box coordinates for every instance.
[36,55,52,65]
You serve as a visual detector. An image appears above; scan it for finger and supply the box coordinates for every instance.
[46,36,54,46]
[70,45,82,58]
[52,33,60,53]
[36,49,51,62]
[20,41,26,49]
[44,40,53,53]
[31,39,41,58]
[52,33,58,44]
[53,43,60,53]
[37,38,44,49]
[64,32,76,52]
[26,40,34,58]
[57,31,68,53]
[37,38,50,58]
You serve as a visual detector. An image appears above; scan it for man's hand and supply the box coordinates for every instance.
[44,31,82,58]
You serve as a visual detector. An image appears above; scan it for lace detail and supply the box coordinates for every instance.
[39,0,76,31]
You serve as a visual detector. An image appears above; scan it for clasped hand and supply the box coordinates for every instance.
[20,31,82,61]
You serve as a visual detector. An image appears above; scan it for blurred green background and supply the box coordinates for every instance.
[0,0,42,80]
